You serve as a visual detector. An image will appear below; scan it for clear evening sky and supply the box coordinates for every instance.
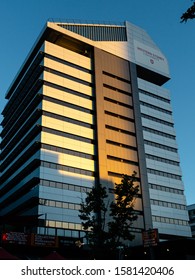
[0,0,194,205]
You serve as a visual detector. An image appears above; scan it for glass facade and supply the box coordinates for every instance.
[0,20,191,246]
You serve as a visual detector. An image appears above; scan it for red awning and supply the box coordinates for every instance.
[43,251,65,260]
[0,247,19,260]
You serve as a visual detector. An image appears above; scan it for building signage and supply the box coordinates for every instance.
[32,234,58,247]
[142,228,159,247]
[2,232,58,247]
[134,40,169,75]
[1,232,29,245]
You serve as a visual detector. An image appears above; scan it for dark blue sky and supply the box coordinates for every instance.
[0,0,194,204]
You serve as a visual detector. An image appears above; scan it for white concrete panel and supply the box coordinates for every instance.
[146,159,182,176]
[144,144,180,162]
[42,115,94,139]
[44,57,92,82]
[40,149,95,171]
[153,222,191,237]
[40,166,95,187]
[141,118,176,136]
[41,131,94,155]
[43,84,93,109]
[44,41,91,70]
[138,78,171,101]
[140,105,173,124]
[147,173,184,190]
[150,188,187,205]
[42,99,93,124]
[139,92,172,112]
[43,71,92,96]
[39,186,85,204]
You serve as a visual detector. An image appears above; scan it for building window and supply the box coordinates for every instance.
[42,127,94,144]
[103,84,131,96]
[149,183,183,195]
[147,168,182,181]
[105,124,135,136]
[144,140,177,153]
[146,154,179,166]
[41,143,94,160]
[139,89,170,103]
[140,101,172,115]
[45,53,91,73]
[44,67,92,87]
[44,81,93,100]
[143,126,175,140]
[151,199,186,210]
[105,110,134,122]
[152,215,188,226]
[40,179,90,193]
[41,160,95,177]
[107,155,138,166]
[141,113,173,127]
[102,71,131,84]
[43,111,93,129]
[39,198,81,210]
[43,95,93,114]
[104,96,133,109]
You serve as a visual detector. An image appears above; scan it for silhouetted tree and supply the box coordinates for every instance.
[79,184,109,249]
[79,172,139,253]
[108,172,139,248]
[181,1,195,22]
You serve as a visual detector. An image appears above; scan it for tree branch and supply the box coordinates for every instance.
[181,2,195,23]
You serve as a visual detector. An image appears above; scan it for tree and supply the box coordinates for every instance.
[78,184,109,248]
[108,172,139,248]
[79,172,139,253]
[181,1,195,22]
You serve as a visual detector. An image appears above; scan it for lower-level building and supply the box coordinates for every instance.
[187,204,195,237]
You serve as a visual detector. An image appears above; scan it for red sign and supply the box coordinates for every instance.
[1,232,29,245]
[2,232,58,247]
[142,229,159,247]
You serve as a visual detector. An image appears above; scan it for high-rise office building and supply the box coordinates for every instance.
[0,21,191,246]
